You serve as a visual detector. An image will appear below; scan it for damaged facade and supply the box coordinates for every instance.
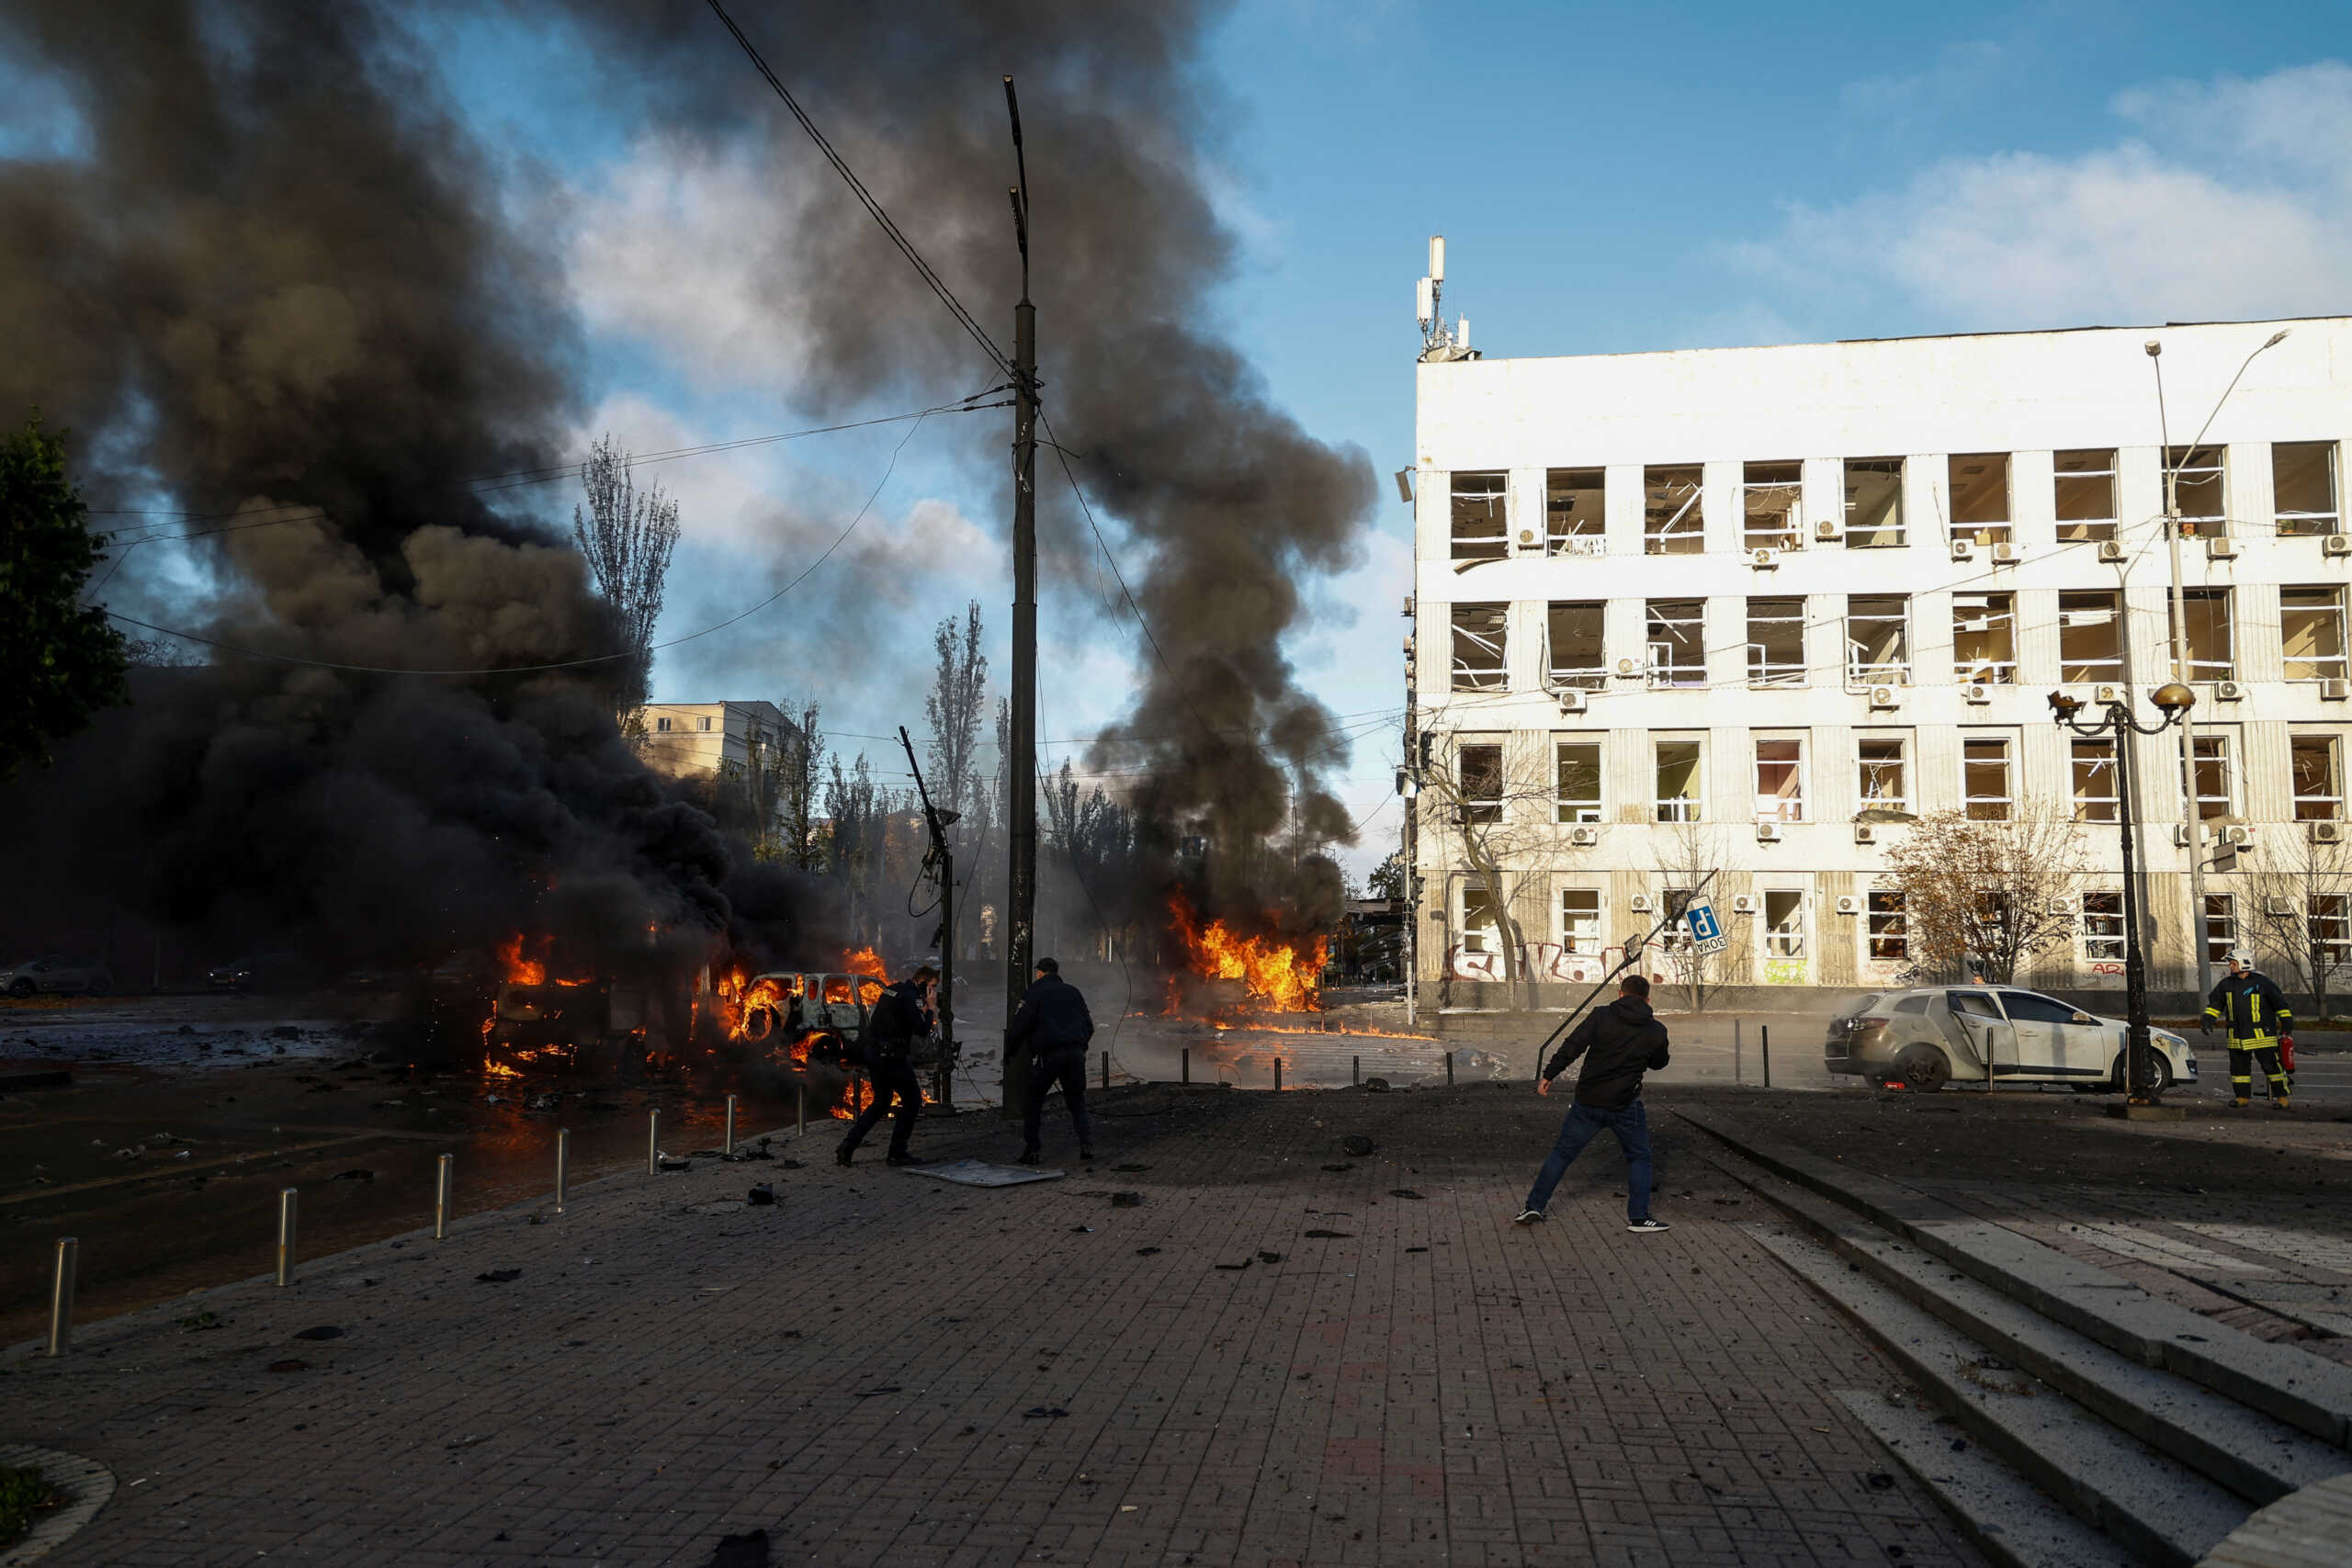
[1407,314,2352,1008]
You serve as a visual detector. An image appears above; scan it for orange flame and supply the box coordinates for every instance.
[1166,891,1328,1012]
[842,945,887,980]
[497,933,547,987]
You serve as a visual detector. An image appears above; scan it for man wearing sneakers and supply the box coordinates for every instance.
[2201,953,2293,1110]
[1008,956,1095,1164]
[1515,973,1672,1233]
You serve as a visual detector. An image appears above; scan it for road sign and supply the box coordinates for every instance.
[1685,900,1728,955]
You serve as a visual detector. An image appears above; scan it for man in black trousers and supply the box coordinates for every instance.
[1009,956,1094,1164]
[835,963,936,1168]
[1515,973,1672,1233]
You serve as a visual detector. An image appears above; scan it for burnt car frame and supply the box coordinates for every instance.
[1826,985,2197,1093]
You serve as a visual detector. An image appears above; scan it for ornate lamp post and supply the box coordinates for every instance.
[2048,683,2197,1105]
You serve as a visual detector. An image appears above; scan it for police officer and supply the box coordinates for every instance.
[2202,953,2293,1110]
[1009,956,1095,1164]
[836,964,937,1166]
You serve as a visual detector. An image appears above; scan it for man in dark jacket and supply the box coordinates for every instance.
[1008,956,1094,1163]
[2203,953,2292,1109]
[1515,974,1671,1232]
[836,964,936,1167]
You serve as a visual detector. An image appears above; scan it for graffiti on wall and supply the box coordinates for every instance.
[1449,942,1619,985]
[1762,959,1807,987]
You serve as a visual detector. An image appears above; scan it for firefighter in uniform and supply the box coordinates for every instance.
[2201,953,2293,1110]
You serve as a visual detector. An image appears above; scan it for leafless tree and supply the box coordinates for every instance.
[2244,829,2352,1020]
[1651,820,1735,1013]
[926,601,989,827]
[824,752,886,944]
[1414,720,1573,1010]
[571,434,682,722]
[1881,803,2087,986]
[776,699,826,872]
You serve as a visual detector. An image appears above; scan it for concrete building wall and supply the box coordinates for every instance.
[632,701,791,780]
[1407,318,2352,1010]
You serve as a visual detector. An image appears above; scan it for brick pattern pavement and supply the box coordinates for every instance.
[4,1084,1983,1566]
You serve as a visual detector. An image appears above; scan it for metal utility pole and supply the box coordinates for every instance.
[1001,75,1038,1118]
[899,726,959,1111]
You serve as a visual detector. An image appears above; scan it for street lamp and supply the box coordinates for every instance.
[2049,682,2197,1104]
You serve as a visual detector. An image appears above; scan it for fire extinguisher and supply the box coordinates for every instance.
[2280,1034,2296,1075]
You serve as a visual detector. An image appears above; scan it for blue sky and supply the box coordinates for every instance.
[87,2,2352,881]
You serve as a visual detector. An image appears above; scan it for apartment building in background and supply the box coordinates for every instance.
[630,701,794,781]
[1406,310,2352,1010]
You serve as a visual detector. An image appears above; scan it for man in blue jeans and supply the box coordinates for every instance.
[1516,973,1671,1233]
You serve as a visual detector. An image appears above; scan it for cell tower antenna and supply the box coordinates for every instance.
[1416,233,1477,362]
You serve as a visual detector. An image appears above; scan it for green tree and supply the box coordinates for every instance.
[1,419,128,781]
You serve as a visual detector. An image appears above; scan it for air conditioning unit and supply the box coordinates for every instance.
[1401,595,1415,617]
[1868,685,1900,710]
[2173,824,2193,846]
[2220,825,2254,848]
[2098,540,2126,563]
[1963,683,1990,705]
[1815,519,1841,541]
[2047,897,2071,915]
[2207,536,2238,560]
[1629,893,1655,913]
[2266,897,2298,917]
[1614,657,1642,679]
[1756,821,1782,843]
[1835,895,1861,916]
[1731,894,1759,914]
[2094,683,2124,705]
[2214,680,2245,702]
[1516,526,1540,548]
[1853,823,1876,844]
[1749,547,1777,569]
[1949,538,1973,561]
[2324,679,2350,701]
[1568,826,1600,848]
[1992,542,2020,564]
[2327,535,2352,558]
[2311,821,2344,844]
[1402,634,1414,655]
[1555,688,1588,715]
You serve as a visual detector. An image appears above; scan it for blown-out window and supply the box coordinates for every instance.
[1847,597,1909,684]
[1655,739,1702,823]
[1747,597,1805,686]
[1546,468,1605,555]
[2166,445,2225,534]
[2293,736,2341,821]
[1559,888,1601,955]
[2072,739,2119,822]
[1743,461,1804,550]
[2081,893,2126,962]
[1866,891,1906,962]
[2059,592,2121,683]
[2275,443,2341,536]
[2055,449,2118,542]
[1452,604,1508,692]
[1859,738,1907,812]
[1646,600,1705,688]
[1450,472,1508,560]
[1555,740,1601,824]
[1546,603,1607,689]
[1644,466,1704,556]
[1952,593,2015,684]
[1949,454,2011,545]
[1964,737,2012,821]
[2282,588,2346,682]
[1844,458,1905,547]
[1755,739,1805,823]
[2166,589,2233,682]
[1457,741,1503,824]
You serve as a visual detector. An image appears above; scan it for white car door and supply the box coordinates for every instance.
[1996,990,2084,1078]
[1944,989,2013,1078]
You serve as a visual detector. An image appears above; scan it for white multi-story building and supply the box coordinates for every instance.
[1406,308,2352,1010]
[631,701,794,780]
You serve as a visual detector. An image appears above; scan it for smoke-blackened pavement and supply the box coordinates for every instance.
[6,1083,1984,1566]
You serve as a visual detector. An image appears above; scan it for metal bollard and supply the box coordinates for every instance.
[647,1109,661,1174]
[797,1083,808,1136]
[1273,1058,1283,1093]
[1445,1050,1454,1087]
[275,1188,298,1287]
[555,1129,570,1214]
[1735,1019,1745,1084]
[1182,1047,1190,1085]
[1761,1024,1772,1089]
[725,1093,738,1156]
[434,1153,453,1240]
[1352,1055,1361,1087]
[46,1237,76,1356]
[1101,1050,1110,1090]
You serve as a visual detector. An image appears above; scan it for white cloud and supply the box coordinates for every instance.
[1740,61,2352,330]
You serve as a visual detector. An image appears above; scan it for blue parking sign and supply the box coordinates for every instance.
[1685,901,1727,954]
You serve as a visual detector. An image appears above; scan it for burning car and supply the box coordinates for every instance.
[734,971,888,1068]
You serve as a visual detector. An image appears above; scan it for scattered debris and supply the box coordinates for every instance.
[292,1326,344,1341]
[1214,1260,1251,1271]
[270,1025,301,1040]
[1110,1192,1143,1208]
[1341,1135,1375,1156]
[475,1269,522,1284]
[1864,1472,1895,1491]
[266,1359,309,1373]
[707,1527,771,1568]
[1135,1247,1161,1257]
[1257,1250,1283,1264]
[747,1184,776,1206]
[1303,1229,1353,1239]
[333,1169,375,1182]
[175,1311,223,1332]
[776,1158,804,1169]
[1320,1162,1354,1173]
[1113,1163,1149,1172]
[1388,1189,1426,1201]
[1363,1077,1391,1093]
[1069,1225,1095,1234]
[1022,1406,1069,1419]
[445,1435,490,1450]
[1957,1357,2035,1396]
[1406,1247,1429,1254]
[657,1157,693,1172]
[855,1387,901,1398]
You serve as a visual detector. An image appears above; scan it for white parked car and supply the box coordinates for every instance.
[1,954,113,998]
[1825,986,2198,1093]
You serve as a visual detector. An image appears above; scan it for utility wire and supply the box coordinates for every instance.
[699,0,1012,380]
[105,408,940,677]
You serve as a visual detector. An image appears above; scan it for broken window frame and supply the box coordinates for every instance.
[1449,471,1509,561]
[2166,588,2234,683]
[2292,735,2341,822]
[1843,457,1905,548]
[2072,738,2119,823]
[1754,737,1806,824]
[1948,453,2012,545]
[2274,442,2342,537]
[1457,876,1504,954]
[2203,893,2236,967]
[1555,739,1602,825]
[1951,592,2016,685]
[1645,599,1706,689]
[1746,596,1806,687]
[1963,736,2013,821]
[1858,737,1908,813]
[2282,586,2347,682]
[1643,465,1705,557]
[2054,449,2119,542]
[1846,595,1911,686]
[1741,460,1804,552]
[2165,444,2227,536]
[2080,892,2126,963]
[2312,896,2352,971]
[1544,602,1608,690]
[1762,889,1805,959]
[1654,739,1703,824]
[2184,734,2233,820]
[1558,887,1602,956]
[1866,889,1907,963]
[1451,603,1509,693]
[1456,741,1504,824]
[1545,468,1606,556]
[2058,591,2122,684]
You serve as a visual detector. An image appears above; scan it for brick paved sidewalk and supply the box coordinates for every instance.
[5,1084,1982,1567]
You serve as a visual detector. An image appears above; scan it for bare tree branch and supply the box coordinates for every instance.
[571,434,682,721]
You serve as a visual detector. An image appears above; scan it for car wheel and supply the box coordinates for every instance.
[1891,1043,1951,1093]
[6,977,30,998]
[742,1006,775,1043]
[2114,1047,2173,1095]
